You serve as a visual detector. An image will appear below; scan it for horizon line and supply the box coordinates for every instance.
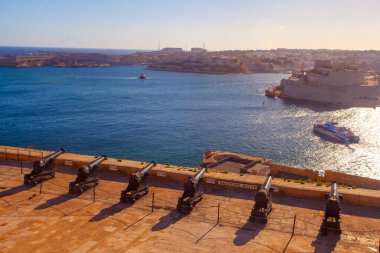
[1,45,380,52]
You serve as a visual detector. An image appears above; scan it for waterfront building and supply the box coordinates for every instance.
[160,48,183,54]
[280,60,380,106]
[190,47,207,53]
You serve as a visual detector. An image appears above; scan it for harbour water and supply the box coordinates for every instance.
[0,66,379,179]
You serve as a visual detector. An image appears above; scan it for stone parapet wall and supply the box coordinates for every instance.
[268,163,322,180]
[204,150,380,190]
[325,170,380,190]
[1,145,379,208]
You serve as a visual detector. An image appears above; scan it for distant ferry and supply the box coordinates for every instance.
[313,122,360,144]
[139,73,146,79]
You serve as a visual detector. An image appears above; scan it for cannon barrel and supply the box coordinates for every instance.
[192,167,207,183]
[325,181,342,215]
[87,155,107,170]
[39,148,66,166]
[139,161,156,175]
[322,181,343,234]
[120,161,156,203]
[329,181,340,200]
[250,174,273,222]
[261,174,272,192]
[255,174,273,204]
[177,167,206,213]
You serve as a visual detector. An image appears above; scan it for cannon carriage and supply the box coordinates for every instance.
[177,167,207,214]
[250,174,273,223]
[69,155,107,194]
[24,148,66,186]
[321,181,343,235]
[120,161,156,203]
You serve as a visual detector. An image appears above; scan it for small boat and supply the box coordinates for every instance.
[313,122,360,144]
[265,87,276,98]
[139,73,146,79]
[265,86,281,98]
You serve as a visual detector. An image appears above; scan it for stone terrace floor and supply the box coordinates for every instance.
[0,160,379,253]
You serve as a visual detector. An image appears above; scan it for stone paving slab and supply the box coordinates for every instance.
[0,162,379,252]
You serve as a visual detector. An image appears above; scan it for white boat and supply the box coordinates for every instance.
[313,122,360,144]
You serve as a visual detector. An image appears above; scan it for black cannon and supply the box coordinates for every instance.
[69,155,107,194]
[250,174,273,223]
[321,181,343,235]
[24,148,66,186]
[120,161,156,203]
[177,167,207,213]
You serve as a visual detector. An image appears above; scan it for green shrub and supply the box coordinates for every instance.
[306,178,313,184]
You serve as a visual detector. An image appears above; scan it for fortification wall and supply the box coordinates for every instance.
[0,145,379,208]
[325,170,380,190]
[268,163,321,180]
[282,83,353,103]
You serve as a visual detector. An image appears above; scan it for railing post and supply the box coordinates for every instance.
[151,193,155,213]
[217,203,220,224]
[39,181,43,194]
[17,149,20,161]
[20,161,23,174]
[292,215,296,236]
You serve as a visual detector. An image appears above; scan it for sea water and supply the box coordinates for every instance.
[0,66,379,179]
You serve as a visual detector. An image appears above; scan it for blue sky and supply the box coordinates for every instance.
[0,0,379,50]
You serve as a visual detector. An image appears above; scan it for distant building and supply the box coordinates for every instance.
[191,48,207,53]
[280,60,380,106]
[161,48,183,54]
